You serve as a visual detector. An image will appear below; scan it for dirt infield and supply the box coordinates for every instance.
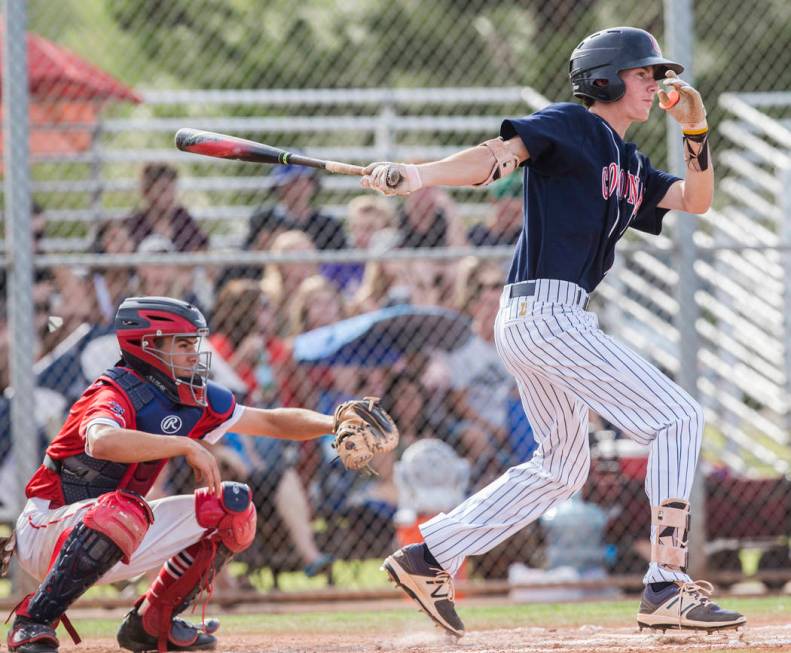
[56,621,791,653]
[10,595,787,653]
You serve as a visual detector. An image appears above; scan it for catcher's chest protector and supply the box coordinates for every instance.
[55,367,232,503]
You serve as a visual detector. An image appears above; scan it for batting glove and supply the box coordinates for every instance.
[658,70,708,131]
[361,162,423,196]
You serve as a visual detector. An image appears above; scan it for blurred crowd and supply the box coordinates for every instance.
[1,162,540,583]
[4,163,776,589]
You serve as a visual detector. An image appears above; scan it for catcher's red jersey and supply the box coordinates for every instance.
[26,366,242,507]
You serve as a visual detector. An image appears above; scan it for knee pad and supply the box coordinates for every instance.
[194,482,256,553]
[83,490,154,563]
[651,498,690,573]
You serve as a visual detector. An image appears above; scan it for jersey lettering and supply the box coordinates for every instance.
[601,163,645,218]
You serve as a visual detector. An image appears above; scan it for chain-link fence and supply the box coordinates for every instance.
[2,0,791,599]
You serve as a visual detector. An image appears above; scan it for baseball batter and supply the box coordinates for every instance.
[362,27,745,636]
[3,296,396,653]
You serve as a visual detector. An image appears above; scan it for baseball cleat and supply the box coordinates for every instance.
[636,580,746,632]
[7,617,59,653]
[382,544,465,638]
[117,606,218,651]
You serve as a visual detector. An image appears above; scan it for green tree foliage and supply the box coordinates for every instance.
[28,0,791,105]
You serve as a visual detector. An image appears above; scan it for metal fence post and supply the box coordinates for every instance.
[3,0,38,594]
[780,165,791,431]
[665,0,706,578]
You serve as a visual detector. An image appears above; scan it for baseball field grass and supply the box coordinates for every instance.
[1,594,788,652]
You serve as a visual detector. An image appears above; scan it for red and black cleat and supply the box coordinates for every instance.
[7,617,60,653]
[116,604,218,652]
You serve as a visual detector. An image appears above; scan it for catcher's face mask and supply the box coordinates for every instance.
[142,333,211,407]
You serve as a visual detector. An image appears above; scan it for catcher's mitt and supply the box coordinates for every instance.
[333,397,399,471]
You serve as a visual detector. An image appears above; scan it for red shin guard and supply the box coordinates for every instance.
[137,482,255,652]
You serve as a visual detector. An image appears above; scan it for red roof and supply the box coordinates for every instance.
[0,30,141,103]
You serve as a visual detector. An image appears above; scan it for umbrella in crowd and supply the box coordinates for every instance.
[292,305,472,367]
[0,30,141,160]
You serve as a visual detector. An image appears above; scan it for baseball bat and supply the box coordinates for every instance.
[174,128,402,187]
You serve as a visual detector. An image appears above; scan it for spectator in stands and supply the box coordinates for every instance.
[288,274,358,408]
[0,310,51,508]
[0,313,14,507]
[134,234,203,311]
[260,230,320,334]
[29,203,93,351]
[381,369,436,451]
[251,164,346,251]
[350,228,406,311]
[217,197,290,288]
[33,280,63,358]
[348,196,397,251]
[404,259,457,309]
[351,228,460,312]
[467,173,524,246]
[424,257,515,485]
[90,220,136,324]
[210,279,287,406]
[124,163,208,252]
[341,196,397,293]
[208,278,333,577]
[397,187,466,248]
[289,274,348,336]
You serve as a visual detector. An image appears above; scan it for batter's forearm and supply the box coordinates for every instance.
[681,164,713,214]
[417,146,499,187]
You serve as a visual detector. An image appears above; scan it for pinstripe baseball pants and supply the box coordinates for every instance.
[420,279,702,585]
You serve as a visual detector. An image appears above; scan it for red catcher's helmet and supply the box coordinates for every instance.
[114,296,211,407]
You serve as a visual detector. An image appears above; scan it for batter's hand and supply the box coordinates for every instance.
[185,439,223,497]
[658,71,707,130]
[361,162,423,196]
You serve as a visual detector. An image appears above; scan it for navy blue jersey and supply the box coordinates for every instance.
[501,102,680,292]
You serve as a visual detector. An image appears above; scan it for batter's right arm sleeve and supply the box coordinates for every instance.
[500,103,582,176]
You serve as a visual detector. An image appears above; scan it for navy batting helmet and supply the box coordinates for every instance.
[569,27,683,103]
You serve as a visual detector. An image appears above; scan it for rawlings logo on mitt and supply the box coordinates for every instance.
[333,397,399,471]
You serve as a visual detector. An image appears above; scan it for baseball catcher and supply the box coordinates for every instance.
[3,296,389,653]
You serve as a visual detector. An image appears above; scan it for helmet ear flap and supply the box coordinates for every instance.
[571,69,626,103]
[596,75,626,102]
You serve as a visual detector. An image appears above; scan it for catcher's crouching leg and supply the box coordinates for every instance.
[117,482,255,653]
[8,491,153,653]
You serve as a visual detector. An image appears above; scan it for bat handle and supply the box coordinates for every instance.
[324,161,366,176]
[325,159,402,188]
